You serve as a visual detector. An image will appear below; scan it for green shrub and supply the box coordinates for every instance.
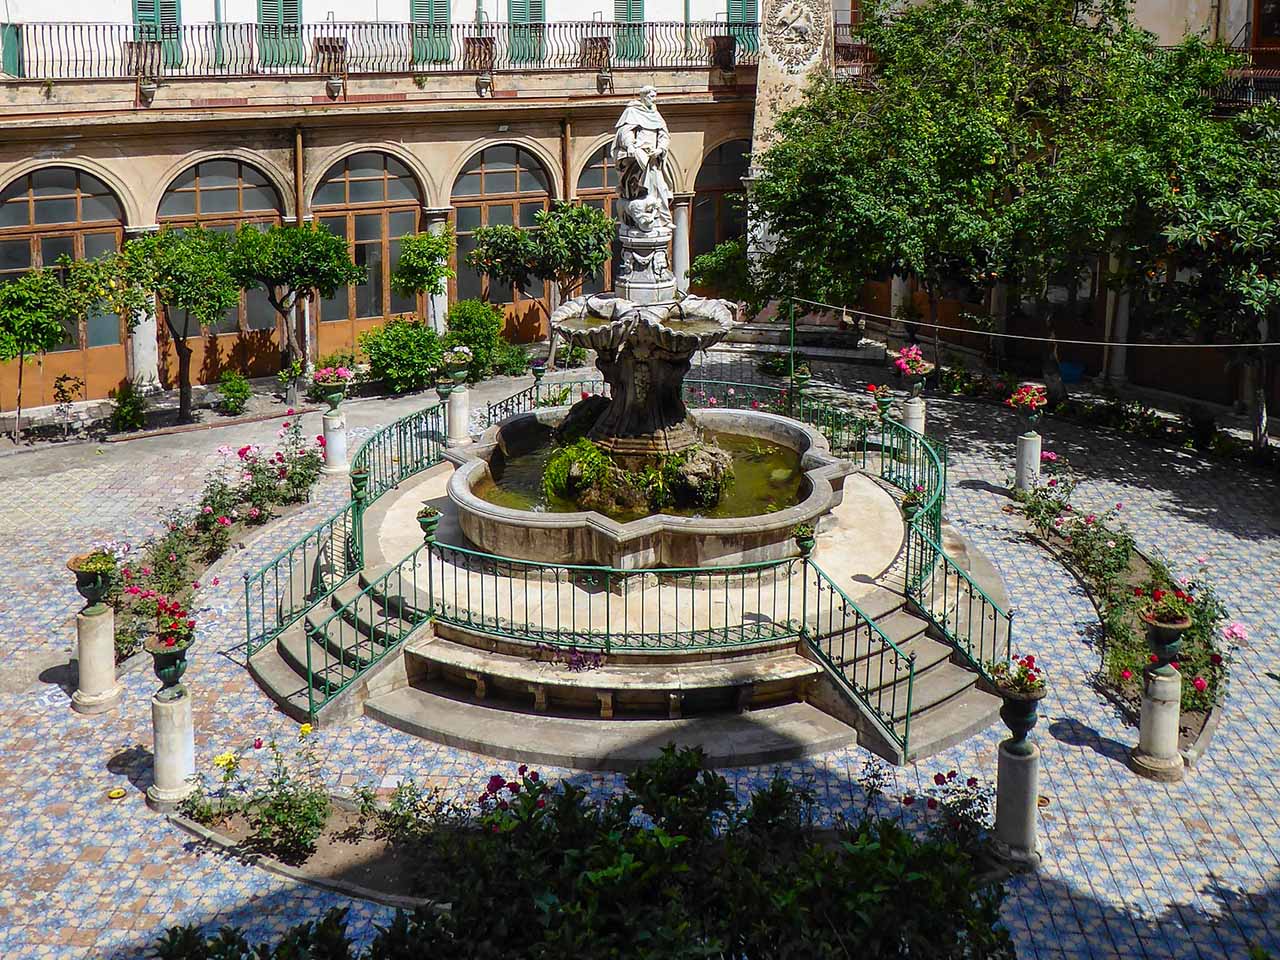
[492,340,530,376]
[217,370,253,415]
[359,317,443,393]
[109,381,148,432]
[443,299,505,381]
[543,437,613,500]
[756,353,791,377]
[555,343,589,368]
[246,736,331,864]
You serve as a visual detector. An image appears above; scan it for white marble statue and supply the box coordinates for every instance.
[611,85,673,233]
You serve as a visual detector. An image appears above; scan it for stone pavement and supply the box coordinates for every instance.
[0,361,1278,959]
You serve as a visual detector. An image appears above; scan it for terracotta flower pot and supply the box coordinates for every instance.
[996,686,1046,756]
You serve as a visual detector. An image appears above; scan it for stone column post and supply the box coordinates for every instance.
[1130,666,1186,781]
[447,385,470,446]
[902,397,926,435]
[125,225,161,393]
[422,207,453,334]
[994,740,1042,869]
[321,407,348,475]
[1107,288,1131,384]
[72,605,121,715]
[888,275,910,346]
[671,193,694,294]
[146,687,195,811]
[1014,431,1042,491]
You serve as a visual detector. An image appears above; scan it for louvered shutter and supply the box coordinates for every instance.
[411,0,450,63]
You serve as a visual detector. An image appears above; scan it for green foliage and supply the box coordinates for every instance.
[359,318,443,393]
[443,299,505,381]
[492,340,530,376]
[0,268,70,363]
[467,201,614,300]
[153,746,1012,959]
[152,907,353,960]
[217,370,253,415]
[555,343,589,368]
[109,381,148,433]
[246,737,331,864]
[543,437,612,500]
[391,227,455,298]
[689,238,761,312]
[756,353,791,377]
[230,223,364,362]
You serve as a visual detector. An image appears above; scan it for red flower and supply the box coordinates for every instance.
[933,773,947,786]
[282,421,291,429]
[1170,661,1179,670]
[1192,676,1208,693]
[518,764,528,776]
[902,795,915,806]
[529,771,539,782]
[1210,653,1223,666]
[1133,587,1143,597]
[486,775,505,794]
[237,445,251,459]
[581,391,591,401]
[507,781,521,794]
[926,798,938,810]
[966,777,978,788]
[947,771,957,781]
[1121,669,1133,680]
[316,435,326,447]
[1149,654,1159,663]
[536,798,546,809]
[253,737,264,749]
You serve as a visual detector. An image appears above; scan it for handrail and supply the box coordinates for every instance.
[0,20,759,81]
[802,557,915,753]
[350,400,446,502]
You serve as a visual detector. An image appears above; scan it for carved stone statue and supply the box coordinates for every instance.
[611,85,673,233]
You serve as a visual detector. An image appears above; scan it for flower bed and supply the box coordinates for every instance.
[1011,452,1237,749]
[102,416,325,662]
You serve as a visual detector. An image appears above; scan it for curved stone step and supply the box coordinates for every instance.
[364,684,859,771]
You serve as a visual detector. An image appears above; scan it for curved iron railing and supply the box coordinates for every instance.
[1,20,759,81]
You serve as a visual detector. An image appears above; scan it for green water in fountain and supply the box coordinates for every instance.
[474,431,804,523]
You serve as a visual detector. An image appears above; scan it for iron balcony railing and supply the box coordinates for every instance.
[0,20,759,81]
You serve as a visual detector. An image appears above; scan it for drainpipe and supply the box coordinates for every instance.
[293,126,312,368]
[214,0,223,66]
[1211,0,1222,43]
[560,117,572,202]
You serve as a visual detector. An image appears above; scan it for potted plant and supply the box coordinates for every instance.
[66,549,117,611]
[436,374,455,400]
[792,522,816,556]
[892,345,934,397]
[866,383,893,419]
[791,361,812,390]
[531,357,547,384]
[987,654,1047,755]
[417,504,441,540]
[144,597,195,699]
[1006,383,1048,431]
[1135,585,1194,665]
[444,345,473,385]
[313,365,355,413]
[900,483,927,520]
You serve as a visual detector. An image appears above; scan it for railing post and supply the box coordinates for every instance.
[349,467,370,572]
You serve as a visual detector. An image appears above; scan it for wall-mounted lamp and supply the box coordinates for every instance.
[476,72,494,97]
[138,78,158,105]
[325,75,344,99]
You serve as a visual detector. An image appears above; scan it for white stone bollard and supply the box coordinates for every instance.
[146,687,196,811]
[321,410,348,475]
[71,606,121,715]
[902,396,926,435]
[1014,431,1042,491]
[1130,667,1186,782]
[447,385,470,446]
[993,741,1042,869]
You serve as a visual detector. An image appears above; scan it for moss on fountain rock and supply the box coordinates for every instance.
[543,436,734,515]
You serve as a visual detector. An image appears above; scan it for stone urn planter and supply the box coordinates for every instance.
[875,396,893,420]
[146,641,191,700]
[1020,409,1043,434]
[900,364,935,398]
[531,360,547,385]
[793,527,816,557]
[417,508,441,541]
[996,686,1047,757]
[902,502,921,521]
[437,379,455,400]
[321,388,346,413]
[450,367,470,386]
[67,555,112,612]
[1140,611,1191,668]
[792,369,812,392]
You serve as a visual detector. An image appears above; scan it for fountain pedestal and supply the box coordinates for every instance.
[616,227,676,305]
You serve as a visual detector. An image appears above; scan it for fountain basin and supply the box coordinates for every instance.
[445,408,856,569]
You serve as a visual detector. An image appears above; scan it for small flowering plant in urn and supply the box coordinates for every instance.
[416,503,442,539]
[987,653,1047,754]
[866,383,893,418]
[144,596,196,695]
[313,366,355,411]
[1006,384,1048,429]
[1135,584,1195,662]
[444,345,473,383]
[900,483,927,519]
[893,345,934,396]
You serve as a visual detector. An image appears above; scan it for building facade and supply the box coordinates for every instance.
[0,0,1273,411]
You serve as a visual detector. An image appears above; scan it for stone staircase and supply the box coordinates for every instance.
[712,321,887,364]
[246,519,1005,768]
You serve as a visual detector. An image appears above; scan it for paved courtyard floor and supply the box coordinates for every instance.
[0,359,1277,959]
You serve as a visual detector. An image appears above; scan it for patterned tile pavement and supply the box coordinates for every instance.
[0,362,1277,959]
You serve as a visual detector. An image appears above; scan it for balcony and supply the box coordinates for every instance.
[0,20,760,81]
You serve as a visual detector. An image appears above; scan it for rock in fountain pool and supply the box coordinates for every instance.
[474,431,804,524]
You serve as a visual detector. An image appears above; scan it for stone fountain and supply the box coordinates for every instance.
[445,90,855,568]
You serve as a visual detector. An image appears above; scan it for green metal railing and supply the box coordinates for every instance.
[241,400,446,655]
[244,502,359,656]
[482,376,609,427]
[802,559,915,752]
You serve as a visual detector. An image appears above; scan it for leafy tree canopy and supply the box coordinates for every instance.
[391,227,456,298]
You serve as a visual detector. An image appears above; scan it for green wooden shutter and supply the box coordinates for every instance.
[133,0,182,67]
[259,0,302,68]
[510,0,544,63]
[411,0,451,64]
[614,0,644,61]
[726,0,757,54]
[1,24,23,78]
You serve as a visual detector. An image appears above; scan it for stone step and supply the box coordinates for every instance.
[364,685,859,771]
[246,626,318,724]
[706,341,887,363]
[901,683,1003,763]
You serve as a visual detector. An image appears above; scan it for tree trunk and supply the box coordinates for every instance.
[543,283,566,372]
[167,311,196,423]
[1038,297,1068,406]
[11,350,25,442]
[1252,356,1270,452]
[927,286,941,378]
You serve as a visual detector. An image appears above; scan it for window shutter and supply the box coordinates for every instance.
[258,0,279,27]
[432,0,449,23]
[159,0,180,27]
[614,0,642,21]
[134,0,159,26]
[528,0,543,22]
[281,0,300,26]
[509,0,527,23]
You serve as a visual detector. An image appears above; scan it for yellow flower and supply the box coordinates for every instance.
[212,751,239,772]
[298,723,313,740]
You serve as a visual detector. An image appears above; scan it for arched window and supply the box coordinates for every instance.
[312,152,423,343]
[159,159,285,336]
[692,139,749,259]
[575,144,622,297]
[451,145,552,332]
[0,167,125,351]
